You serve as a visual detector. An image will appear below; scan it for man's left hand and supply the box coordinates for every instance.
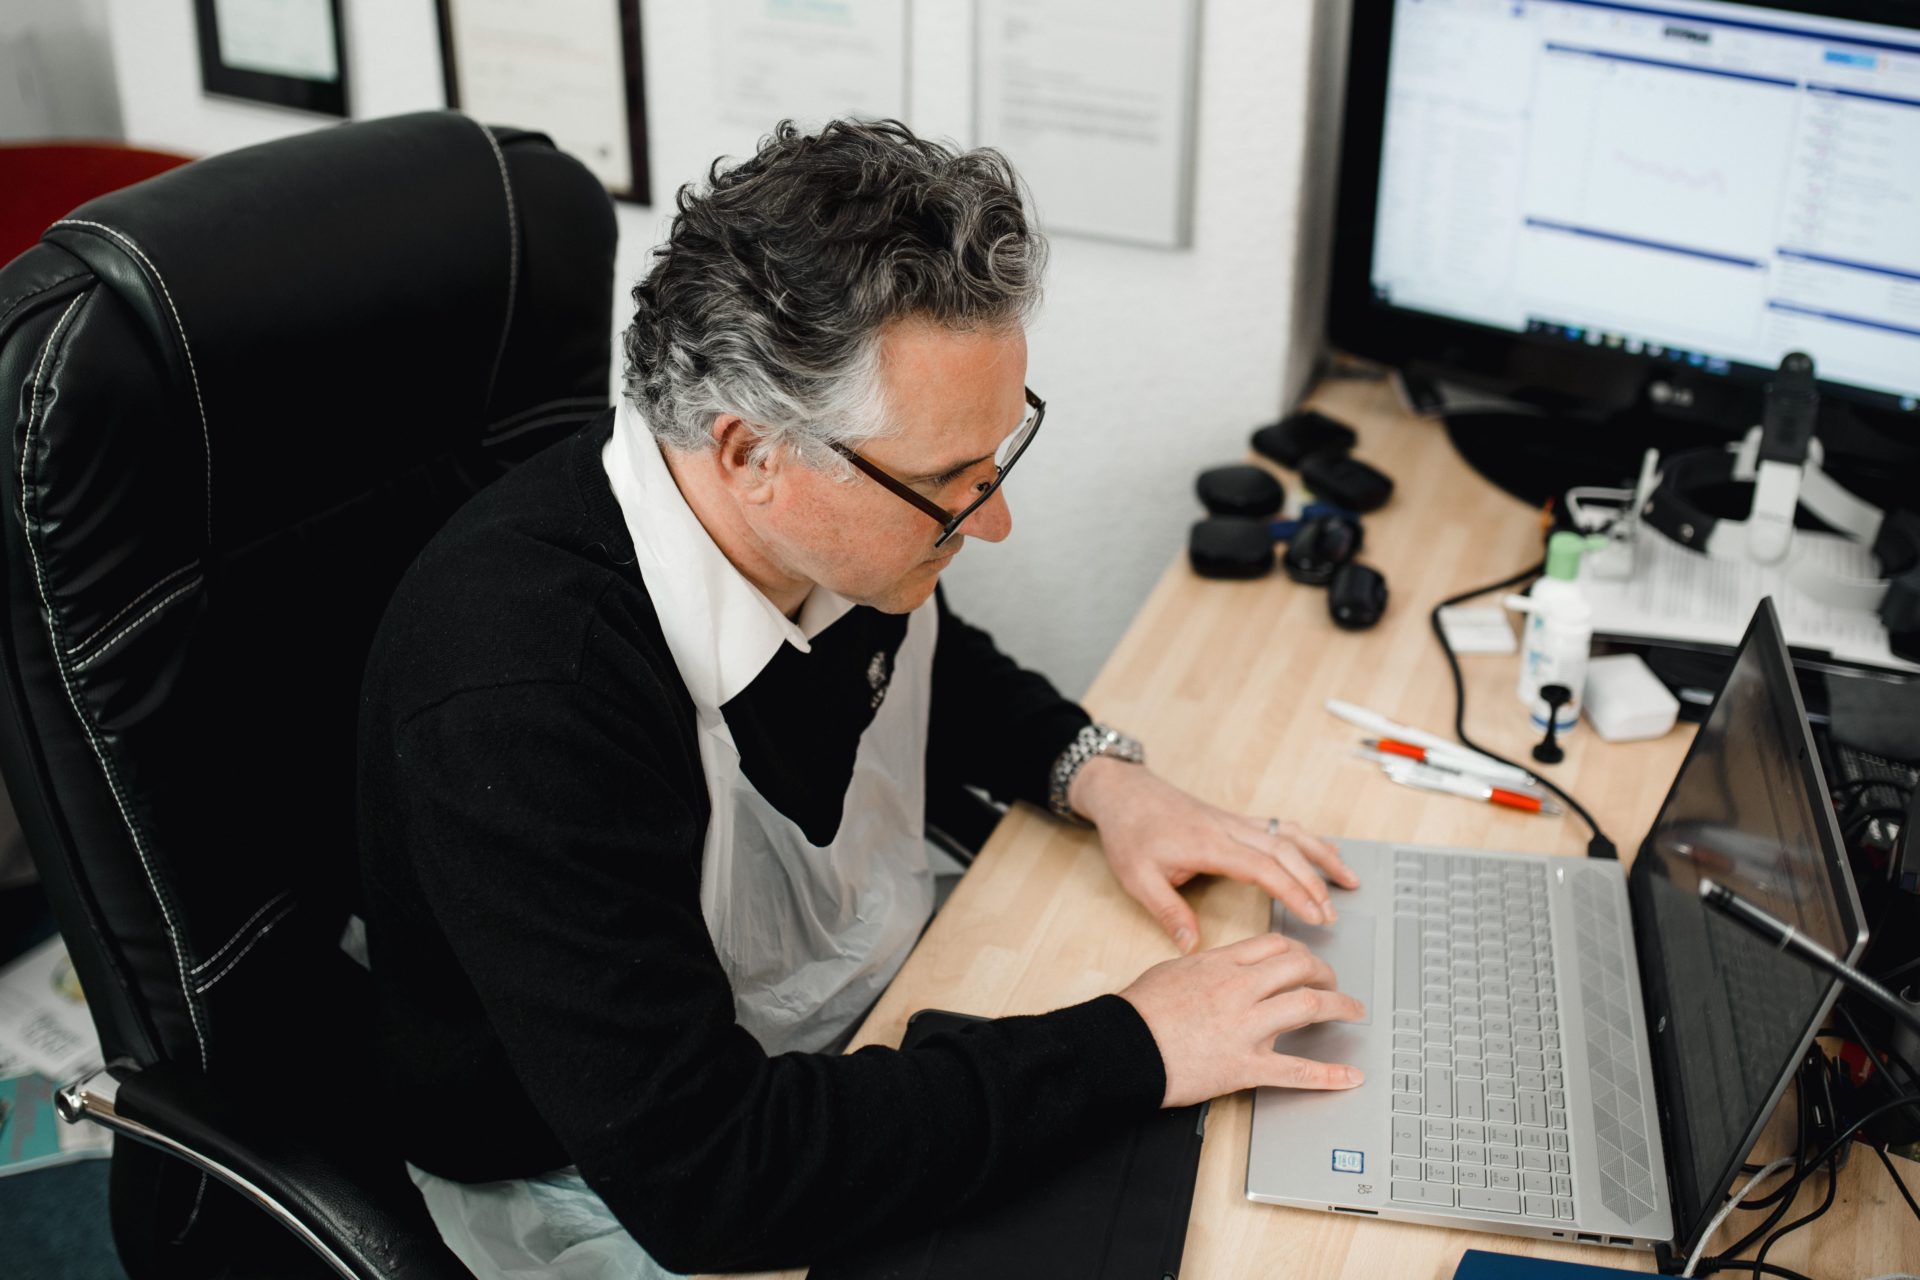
[1068,757,1358,955]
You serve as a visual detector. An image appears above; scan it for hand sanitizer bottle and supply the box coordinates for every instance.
[1507,532,1593,734]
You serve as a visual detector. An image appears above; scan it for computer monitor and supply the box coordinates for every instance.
[1328,0,1920,436]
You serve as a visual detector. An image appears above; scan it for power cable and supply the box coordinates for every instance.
[1429,561,1617,859]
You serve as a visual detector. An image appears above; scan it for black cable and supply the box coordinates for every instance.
[1878,1146,1920,1224]
[1881,953,1920,990]
[1714,997,1920,1271]
[1842,806,1908,843]
[1428,561,1618,859]
[1747,1093,1920,1214]
[1834,999,1920,1093]
[1693,1259,1815,1280]
[1828,776,1915,802]
[1750,1152,1837,1278]
[1722,1067,1810,1264]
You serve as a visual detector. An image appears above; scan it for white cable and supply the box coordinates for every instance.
[1680,1156,1798,1278]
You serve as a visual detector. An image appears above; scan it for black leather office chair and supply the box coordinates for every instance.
[0,110,615,1279]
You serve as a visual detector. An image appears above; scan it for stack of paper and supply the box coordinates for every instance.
[1580,530,1919,674]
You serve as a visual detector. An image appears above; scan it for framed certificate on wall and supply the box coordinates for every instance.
[975,0,1201,248]
[436,0,652,205]
[194,0,350,117]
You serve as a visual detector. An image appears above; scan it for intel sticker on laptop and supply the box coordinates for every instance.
[1332,1149,1364,1174]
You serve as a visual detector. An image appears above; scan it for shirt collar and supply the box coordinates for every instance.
[603,397,855,708]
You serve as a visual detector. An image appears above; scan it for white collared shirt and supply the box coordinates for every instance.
[602,397,856,708]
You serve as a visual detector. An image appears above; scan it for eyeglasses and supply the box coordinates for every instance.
[829,387,1045,549]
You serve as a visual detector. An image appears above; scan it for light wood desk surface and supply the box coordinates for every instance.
[740,376,1920,1280]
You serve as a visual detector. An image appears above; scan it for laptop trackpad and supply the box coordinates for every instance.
[1274,912,1375,1028]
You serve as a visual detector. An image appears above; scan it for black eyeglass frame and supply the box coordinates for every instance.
[829,387,1045,548]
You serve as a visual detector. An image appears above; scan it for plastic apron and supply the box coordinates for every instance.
[409,407,938,1279]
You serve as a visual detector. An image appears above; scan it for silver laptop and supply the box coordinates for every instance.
[1247,597,1868,1268]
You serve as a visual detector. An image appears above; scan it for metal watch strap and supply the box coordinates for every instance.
[1047,721,1145,824]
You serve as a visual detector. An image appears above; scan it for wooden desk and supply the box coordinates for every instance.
[740,377,1920,1279]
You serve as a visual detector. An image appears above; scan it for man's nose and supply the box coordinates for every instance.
[958,486,1013,543]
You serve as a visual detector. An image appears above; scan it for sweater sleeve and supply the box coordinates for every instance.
[388,673,1163,1274]
[927,588,1092,810]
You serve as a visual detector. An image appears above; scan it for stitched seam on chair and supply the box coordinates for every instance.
[18,288,213,1073]
[187,888,292,976]
[471,119,520,420]
[20,296,85,528]
[192,901,295,994]
[50,219,213,546]
[170,1172,208,1244]
[67,561,202,657]
[68,577,202,673]
[0,275,86,335]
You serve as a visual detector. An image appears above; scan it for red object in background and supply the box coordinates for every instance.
[0,142,195,267]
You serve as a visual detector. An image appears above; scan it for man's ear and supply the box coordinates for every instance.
[709,414,781,505]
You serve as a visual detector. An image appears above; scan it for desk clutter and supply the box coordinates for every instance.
[1185,410,1392,629]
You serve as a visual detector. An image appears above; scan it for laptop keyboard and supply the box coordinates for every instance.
[1387,853,1574,1222]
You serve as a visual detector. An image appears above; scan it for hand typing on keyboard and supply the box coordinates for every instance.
[1069,757,1359,953]
[1120,932,1367,1108]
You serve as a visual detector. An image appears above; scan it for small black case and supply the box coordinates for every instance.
[1251,411,1357,468]
[1187,517,1274,579]
[1281,514,1362,585]
[1194,464,1284,518]
[1329,561,1389,630]
[1300,453,1394,513]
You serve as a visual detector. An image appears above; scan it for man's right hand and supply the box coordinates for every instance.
[1118,931,1366,1109]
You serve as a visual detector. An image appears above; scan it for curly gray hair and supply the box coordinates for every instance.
[621,118,1045,470]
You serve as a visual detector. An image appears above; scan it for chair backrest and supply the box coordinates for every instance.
[0,110,614,1268]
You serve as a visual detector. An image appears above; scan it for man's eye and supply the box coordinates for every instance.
[920,468,967,492]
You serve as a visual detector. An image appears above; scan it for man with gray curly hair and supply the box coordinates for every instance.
[360,119,1363,1278]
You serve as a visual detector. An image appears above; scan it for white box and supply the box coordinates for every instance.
[1583,654,1680,742]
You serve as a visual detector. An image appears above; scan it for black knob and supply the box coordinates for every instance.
[1533,684,1572,765]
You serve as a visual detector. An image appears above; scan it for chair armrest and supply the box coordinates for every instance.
[58,1062,474,1280]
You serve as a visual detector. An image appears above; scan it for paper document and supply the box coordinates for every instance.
[0,937,110,1175]
[1580,530,1918,673]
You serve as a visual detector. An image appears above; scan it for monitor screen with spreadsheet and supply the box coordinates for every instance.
[1332,0,1920,416]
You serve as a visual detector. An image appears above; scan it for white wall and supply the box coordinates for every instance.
[95,0,1349,697]
[0,0,121,141]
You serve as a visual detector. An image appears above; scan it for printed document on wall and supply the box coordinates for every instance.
[975,0,1200,248]
[442,0,645,199]
[212,0,340,82]
[710,0,909,136]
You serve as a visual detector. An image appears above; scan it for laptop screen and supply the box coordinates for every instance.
[1628,598,1865,1259]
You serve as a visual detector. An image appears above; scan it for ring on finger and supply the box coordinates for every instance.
[1267,816,1282,838]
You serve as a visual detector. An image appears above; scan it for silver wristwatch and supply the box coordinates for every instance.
[1047,721,1146,825]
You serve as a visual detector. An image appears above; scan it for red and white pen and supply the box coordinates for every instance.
[1366,755,1563,815]
[1363,737,1527,785]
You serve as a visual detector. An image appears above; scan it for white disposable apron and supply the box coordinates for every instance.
[409,405,937,1278]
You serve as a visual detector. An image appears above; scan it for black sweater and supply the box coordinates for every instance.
[357,414,1167,1274]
